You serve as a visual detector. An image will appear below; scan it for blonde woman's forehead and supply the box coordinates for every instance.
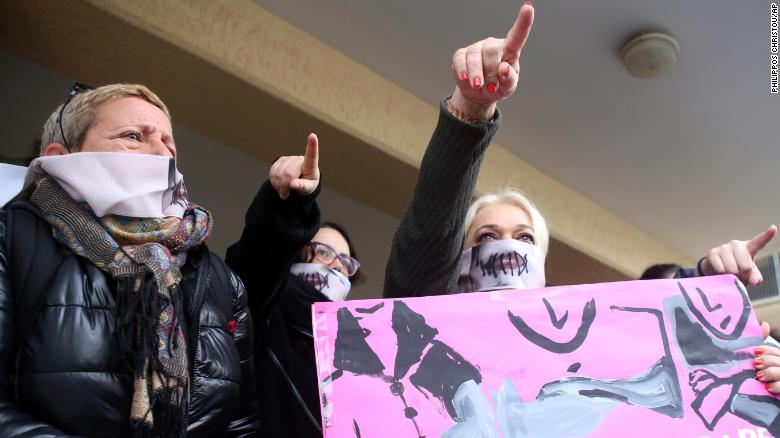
[473,203,533,229]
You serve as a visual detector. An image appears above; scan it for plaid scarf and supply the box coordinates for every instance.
[29,175,212,437]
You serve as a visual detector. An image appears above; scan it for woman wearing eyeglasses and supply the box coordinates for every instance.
[290,223,360,302]
[225,135,359,437]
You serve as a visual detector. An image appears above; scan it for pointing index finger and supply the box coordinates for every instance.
[302,133,319,174]
[747,225,778,256]
[503,2,535,65]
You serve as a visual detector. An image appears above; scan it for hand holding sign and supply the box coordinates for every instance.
[449,1,535,121]
[700,225,778,285]
[754,338,780,393]
[269,133,320,199]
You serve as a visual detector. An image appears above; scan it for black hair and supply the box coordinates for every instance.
[298,221,361,281]
[639,263,681,280]
[320,221,359,264]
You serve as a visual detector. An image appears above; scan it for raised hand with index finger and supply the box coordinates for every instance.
[699,225,778,285]
[450,1,535,121]
[269,133,321,200]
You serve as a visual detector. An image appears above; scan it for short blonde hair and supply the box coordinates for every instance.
[464,187,549,255]
[40,83,170,154]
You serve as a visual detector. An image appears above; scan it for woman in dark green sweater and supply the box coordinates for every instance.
[381,1,780,406]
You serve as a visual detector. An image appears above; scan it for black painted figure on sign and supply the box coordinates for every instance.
[392,301,438,380]
[327,302,482,437]
[333,308,385,376]
[669,280,780,433]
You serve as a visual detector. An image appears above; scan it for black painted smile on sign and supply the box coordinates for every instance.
[508,298,597,354]
[543,297,569,329]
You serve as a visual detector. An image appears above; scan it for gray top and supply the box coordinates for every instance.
[383,97,501,298]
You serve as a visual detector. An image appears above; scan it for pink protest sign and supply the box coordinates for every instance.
[313,275,779,437]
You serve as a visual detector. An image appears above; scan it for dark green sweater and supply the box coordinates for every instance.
[383,98,501,298]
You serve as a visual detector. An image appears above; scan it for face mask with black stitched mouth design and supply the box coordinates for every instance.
[458,239,546,292]
[289,262,352,302]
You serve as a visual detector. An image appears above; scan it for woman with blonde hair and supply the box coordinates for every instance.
[458,187,548,292]
[383,1,539,299]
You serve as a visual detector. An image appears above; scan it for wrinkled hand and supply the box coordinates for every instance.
[269,133,320,199]
[450,1,535,120]
[700,225,777,285]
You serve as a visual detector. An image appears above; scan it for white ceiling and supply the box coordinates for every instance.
[255,0,780,261]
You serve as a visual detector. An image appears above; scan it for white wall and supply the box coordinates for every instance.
[0,49,399,299]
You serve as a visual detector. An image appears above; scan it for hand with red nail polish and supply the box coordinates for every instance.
[753,343,780,393]
[450,2,534,121]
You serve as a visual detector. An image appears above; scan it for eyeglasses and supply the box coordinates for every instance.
[306,241,360,277]
[57,82,95,149]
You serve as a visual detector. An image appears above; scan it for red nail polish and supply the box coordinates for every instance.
[461,72,468,81]
[503,68,510,79]
[472,77,482,88]
[767,383,773,392]
[757,347,765,355]
[758,371,766,379]
[755,358,764,366]
[487,83,497,93]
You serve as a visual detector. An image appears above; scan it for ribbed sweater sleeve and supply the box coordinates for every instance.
[383,97,501,298]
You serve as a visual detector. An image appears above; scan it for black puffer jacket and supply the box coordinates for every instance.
[0,201,260,437]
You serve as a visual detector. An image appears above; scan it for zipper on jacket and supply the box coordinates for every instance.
[186,254,211,422]
[189,266,211,390]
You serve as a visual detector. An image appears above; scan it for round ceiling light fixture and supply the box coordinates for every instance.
[620,32,680,79]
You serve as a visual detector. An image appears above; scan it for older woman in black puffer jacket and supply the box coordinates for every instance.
[0,83,260,437]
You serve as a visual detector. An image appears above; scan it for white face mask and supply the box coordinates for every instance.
[25,152,188,218]
[458,239,546,292]
[290,263,352,302]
